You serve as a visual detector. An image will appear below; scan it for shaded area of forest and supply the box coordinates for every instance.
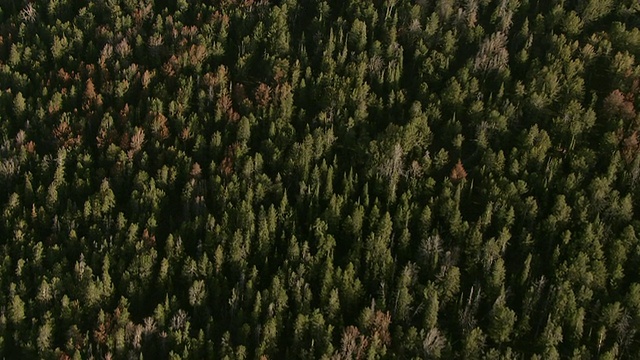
[1,0,640,359]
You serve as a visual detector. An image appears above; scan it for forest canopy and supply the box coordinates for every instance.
[1,0,640,359]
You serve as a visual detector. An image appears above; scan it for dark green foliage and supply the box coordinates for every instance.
[0,0,640,358]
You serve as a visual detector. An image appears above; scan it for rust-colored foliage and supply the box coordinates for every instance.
[220,144,238,177]
[84,63,96,78]
[25,141,36,154]
[219,92,240,121]
[338,326,369,359]
[94,322,109,345]
[119,131,131,150]
[255,83,272,107]
[142,228,156,247]
[181,25,198,38]
[130,127,146,154]
[274,67,286,84]
[162,56,179,77]
[53,120,71,141]
[189,44,207,66]
[220,157,234,177]
[203,72,217,88]
[371,310,392,346]
[450,160,468,182]
[120,103,131,124]
[83,78,100,111]
[151,112,170,140]
[604,89,636,121]
[191,162,202,178]
[115,38,131,58]
[133,3,153,26]
[631,77,640,98]
[53,120,81,149]
[219,92,233,112]
[48,102,61,115]
[142,70,153,89]
[85,78,96,100]
[180,127,192,141]
[57,68,72,83]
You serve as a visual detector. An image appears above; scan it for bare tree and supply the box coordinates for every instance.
[474,32,509,74]
[379,143,405,202]
[20,3,37,23]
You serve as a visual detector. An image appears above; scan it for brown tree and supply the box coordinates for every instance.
[604,89,636,121]
[450,160,468,182]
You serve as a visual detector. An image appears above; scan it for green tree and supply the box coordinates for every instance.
[462,327,486,360]
[488,296,516,344]
[364,212,394,286]
[13,92,26,117]
[8,294,25,325]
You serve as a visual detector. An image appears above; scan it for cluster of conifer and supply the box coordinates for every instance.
[1,0,640,358]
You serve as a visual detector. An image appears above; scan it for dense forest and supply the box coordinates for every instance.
[1,0,640,358]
